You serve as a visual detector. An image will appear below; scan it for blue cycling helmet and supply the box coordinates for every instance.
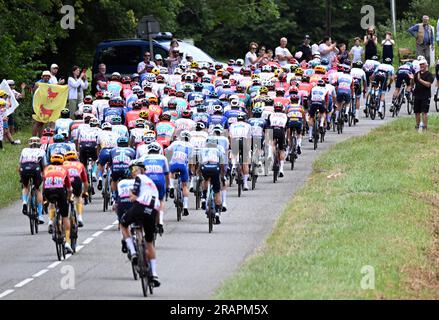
[321,58,330,66]
[210,92,218,99]
[197,104,207,113]
[53,134,65,143]
[252,107,263,118]
[111,116,122,125]
[117,136,129,147]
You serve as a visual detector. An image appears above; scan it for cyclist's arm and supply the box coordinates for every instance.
[130,176,141,202]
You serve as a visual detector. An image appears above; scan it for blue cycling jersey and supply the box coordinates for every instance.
[110,147,136,172]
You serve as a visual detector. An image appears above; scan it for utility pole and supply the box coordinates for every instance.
[390,0,396,35]
[326,0,332,36]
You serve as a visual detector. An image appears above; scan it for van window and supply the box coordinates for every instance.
[98,45,142,71]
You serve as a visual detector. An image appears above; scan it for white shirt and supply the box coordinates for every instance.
[275,47,292,67]
[349,46,364,63]
[68,77,89,100]
[137,61,156,74]
[245,51,257,67]
[311,44,320,56]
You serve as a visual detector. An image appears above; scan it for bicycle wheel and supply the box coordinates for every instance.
[176,180,182,222]
[380,101,386,120]
[70,206,78,254]
[348,103,354,127]
[251,165,257,190]
[364,94,371,118]
[273,152,279,184]
[207,193,214,234]
[54,213,63,261]
[313,122,318,150]
[290,135,297,170]
[434,89,438,112]
[320,126,325,143]
[195,177,201,210]
[237,168,242,197]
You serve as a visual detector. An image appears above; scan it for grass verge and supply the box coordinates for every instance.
[0,127,32,208]
[215,116,439,299]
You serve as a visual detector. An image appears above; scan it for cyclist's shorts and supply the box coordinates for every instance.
[80,144,98,165]
[170,163,189,183]
[365,70,374,86]
[374,72,388,91]
[98,148,112,166]
[71,177,83,197]
[116,200,133,222]
[272,127,286,151]
[395,72,411,89]
[20,163,42,188]
[201,164,221,193]
[43,188,68,218]
[111,168,129,182]
[288,121,303,135]
[148,175,166,201]
[354,80,362,96]
[336,92,351,104]
[120,202,156,243]
[309,102,327,117]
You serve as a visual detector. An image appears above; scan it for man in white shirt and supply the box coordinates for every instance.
[319,36,339,61]
[49,64,65,85]
[137,52,156,75]
[275,37,293,67]
[349,37,364,63]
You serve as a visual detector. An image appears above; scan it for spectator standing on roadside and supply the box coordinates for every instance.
[94,63,108,92]
[337,43,349,65]
[155,54,164,67]
[381,32,395,64]
[349,37,364,64]
[319,36,339,61]
[275,37,293,67]
[49,64,65,85]
[408,16,435,64]
[364,26,378,61]
[245,42,266,68]
[34,70,52,91]
[166,47,182,74]
[138,51,156,76]
[296,35,313,62]
[412,58,434,131]
[6,80,25,135]
[68,66,88,118]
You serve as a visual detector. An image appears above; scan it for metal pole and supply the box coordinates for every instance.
[391,0,396,35]
[148,21,154,56]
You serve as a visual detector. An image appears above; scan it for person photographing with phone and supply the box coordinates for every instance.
[364,26,378,61]
[166,47,183,74]
[68,66,89,118]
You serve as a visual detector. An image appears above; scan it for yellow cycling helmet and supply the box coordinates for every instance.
[50,154,65,165]
[274,68,281,77]
[259,86,269,94]
[251,74,260,80]
[139,110,149,119]
[0,90,8,98]
[64,151,78,161]
[253,101,265,109]
[151,67,160,76]
[314,65,327,75]
[145,130,156,138]
[295,68,304,76]
[148,96,158,105]
[0,99,6,106]
[216,69,223,77]
[191,61,199,69]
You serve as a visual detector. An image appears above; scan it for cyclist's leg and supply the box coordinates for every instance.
[72,177,84,225]
[308,104,317,141]
[20,172,30,214]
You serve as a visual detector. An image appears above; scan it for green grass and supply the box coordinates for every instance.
[0,128,32,208]
[215,117,439,300]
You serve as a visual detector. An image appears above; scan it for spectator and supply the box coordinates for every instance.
[138,51,156,75]
[7,80,25,134]
[364,26,378,61]
[381,32,395,64]
[296,35,313,62]
[0,99,5,151]
[68,66,88,118]
[0,91,20,146]
[412,58,434,131]
[166,47,182,74]
[319,36,339,61]
[408,15,435,64]
[94,63,108,92]
[275,37,293,67]
[155,54,164,67]
[184,53,194,64]
[245,42,265,67]
[32,71,53,136]
[49,64,65,85]
[34,70,52,91]
[349,37,364,64]
[311,43,320,57]
[337,43,349,65]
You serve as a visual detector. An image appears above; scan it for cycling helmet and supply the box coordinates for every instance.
[196,122,206,131]
[101,122,112,131]
[259,86,269,94]
[191,61,199,69]
[230,99,240,109]
[181,110,192,119]
[264,97,274,106]
[275,87,285,96]
[121,76,131,84]
[64,151,78,161]
[60,108,70,118]
[278,73,288,83]
[139,110,149,120]
[180,130,191,141]
[144,82,153,91]
[53,134,65,143]
[111,115,122,125]
[242,68,252,77]
[252,78,261,86]
[206,136,218,147]
[343,65,351,73]
[384,57,392,65]
[135,118,146,128]
[117,136,129,147]
[236,59,244,67]
[322,76,329,84]
[209,92,219,99]
[354,61,363,68]
[290,94,300,102]
[371,55,379,61]
[147,142,162,154]
[213,105,223,115]
[167,99,177,109]
[103,91,112,100]
[252,107,263,118]
[289,86,299,95]
[131,73,140,80]
[83,105,93,114]
[202,76,211,83]
[321,58,330,66]
[194,82,204,91]
[337,64,344,72]
[156,75,165,83]
[111,72,121,80]
[302,75,310,83]
[295,68,304,76]
[274,102,284,112]
[148,96,158,105]
[317,79,326,87]
[314,66,326,74]
[132,101,142,110]
[109,97,124,107]
[0,90,8,98]
[89,118,100,127]
[28,137,41,148]
[95,91,104,99]
[237,114,246,122]
[176,90,185,98]
[129,159,145,170]
[197,104,207,113]
[151,67,160,76]
[212,124,224,135]
[43,127,55,137]
[50,154,64,165]
[344,59,351,66]
[160,113,171,122]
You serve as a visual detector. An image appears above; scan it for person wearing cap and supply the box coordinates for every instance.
[185,53,194,64]
[296,35,313,62]
[155,54,164,67]
[408,15,435,64]
[412,58,434,131]
[275,37,293,67]
[33,70,52,91]
[50,64,65,85]
[68,66,89,118]
[138,51,156,75]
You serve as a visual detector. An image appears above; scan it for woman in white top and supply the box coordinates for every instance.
[245,42,266,68]
[68,66,89,118]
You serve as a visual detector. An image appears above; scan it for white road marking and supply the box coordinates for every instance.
[15,278,34,288]
[32,269,48,278]
[65,254,72,260]
[92,231,104,237]
[0,289,14,298]
[82,237,94,245]
[103,225,114,230]
[75,245,84,252]
[112,220,119,225]
[47,261,61,269]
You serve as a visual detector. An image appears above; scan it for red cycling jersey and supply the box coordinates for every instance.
[43,165,72,190]
[63,161,88,183]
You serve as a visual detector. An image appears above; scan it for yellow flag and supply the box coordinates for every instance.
[32,83,68,123]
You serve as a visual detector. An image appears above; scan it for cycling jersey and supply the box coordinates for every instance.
[63,161,87,182]
[224,109,246,126]
[97,130,119,149]
[209,115,229,131]
[166,140,193,165]
[267,112,288,128]
[78,127,100,146]
[139,154,170,201]
[107,81,123,98]
[110,147,136,181]
[310,86,329,104]
[116,178,135,219]
[192,112,211,127]
[125,110,142,129]
[20,148,47,167]
[247,118,267,138]
[43,165,72,190]
[190,131,208,149]
[363,59,380,73]
[94,100,109,122]
[174,118,196,137]
[229,122,252,139]
[55,118,73,137]
[337,73,354,95]
[112,124,129,139]
[103,107,126,124]
[148,104,162,124]
[47,142,75,158]
[130,128,148,147]
[69,120,83,142]
[286,104,304,123]
[156,121,176,147]
[131,174,161,210]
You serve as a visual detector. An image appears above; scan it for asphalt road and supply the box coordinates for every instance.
[0,91,436,300]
